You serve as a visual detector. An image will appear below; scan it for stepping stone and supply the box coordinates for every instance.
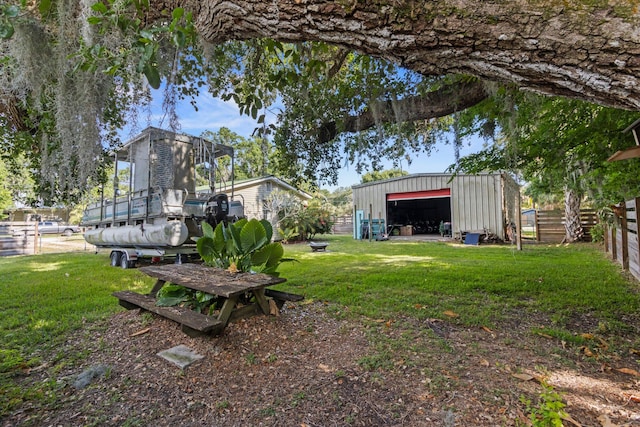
[157,345,204,369]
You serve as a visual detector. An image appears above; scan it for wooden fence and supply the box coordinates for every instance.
[535,209,598,243]
[0,222,36,256]
[604,198,640,282]
[331,215,353,234]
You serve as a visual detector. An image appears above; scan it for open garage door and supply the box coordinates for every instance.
[386,189,451,235]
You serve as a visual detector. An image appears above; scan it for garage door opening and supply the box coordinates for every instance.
[386,189,451,236]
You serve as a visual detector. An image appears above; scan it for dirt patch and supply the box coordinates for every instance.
[34,235,95,254]
[4,303,640,426]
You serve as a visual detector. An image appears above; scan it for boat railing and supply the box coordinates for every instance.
[82,188,185,225]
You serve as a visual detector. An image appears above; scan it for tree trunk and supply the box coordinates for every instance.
[563,187,583,243]
[184,0,640,111]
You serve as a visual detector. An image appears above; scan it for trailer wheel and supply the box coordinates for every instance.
[120,253,130,269]
[110,251,121,267]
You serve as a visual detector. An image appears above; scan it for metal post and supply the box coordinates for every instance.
[368,204,373,242]
[144,132,152,222]
[516,189,522,251]
[127,145,133,225]
[112,152,118,226]
[353,204,357,239]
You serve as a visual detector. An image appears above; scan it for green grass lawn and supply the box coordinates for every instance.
[0,252,153,414]
[1,236,638,415]
[277,236,639,328]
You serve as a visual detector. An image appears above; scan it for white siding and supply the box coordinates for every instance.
[233,182,303,220]
[352,173,519,238]
[234,185,259,219]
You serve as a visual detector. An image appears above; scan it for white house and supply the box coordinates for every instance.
[216,175,312,220]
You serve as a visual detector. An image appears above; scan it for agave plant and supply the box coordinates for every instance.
[196,218,287,275]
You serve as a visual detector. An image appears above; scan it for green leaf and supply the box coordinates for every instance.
[139,29,154,41]
[143,63,161,89]
[201,221,214,239]
[155,284,189,306]
[156,295,188,306]
[173,30,186,48]
[196,236,217,264]
[90,2,108,14]
[233,218,248,230]
[37,0,51,17]
[5,5,20,18]
[172,7,184,20]
[250,242,284,271]
[264,242,284,267]
[226,222,242,255]
[260,219,273,241]
[212,222,226,253]
[195,291,215,304]
[240,219,267,253]
[0,22,14,39]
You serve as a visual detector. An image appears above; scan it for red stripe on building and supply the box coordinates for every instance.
[386,188,451,201]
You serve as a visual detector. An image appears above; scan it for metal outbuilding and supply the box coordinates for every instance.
[352,173,520,242]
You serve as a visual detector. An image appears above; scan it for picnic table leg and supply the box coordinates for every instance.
[149,279,166,297]
[216,295,240,325]
[252,288,270,315]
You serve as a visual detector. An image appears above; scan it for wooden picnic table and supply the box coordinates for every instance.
[113,263,302,337]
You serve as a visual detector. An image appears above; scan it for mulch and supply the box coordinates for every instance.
[3,302,640,426]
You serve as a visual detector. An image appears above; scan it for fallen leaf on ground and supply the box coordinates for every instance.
[443,310,459,318]
[580,333,594,339]
[130,328,150,337]
[512,373,535,381]
[480,359,490,367]
[481,326,493,333]
[318,364,331,373]
[616,367,640,377]
[598,414,618,427]
[581,346,595,357]
[621,392,640,403]
[269,299,280,316]
[561,412,582,426]
[535,331,553,339]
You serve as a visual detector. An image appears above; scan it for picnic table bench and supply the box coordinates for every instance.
[113,263,303,337]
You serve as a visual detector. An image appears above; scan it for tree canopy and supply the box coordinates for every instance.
[453,92,640,208]
[361,168,409,184]
[450,90,640,240]
[1,0,640,204]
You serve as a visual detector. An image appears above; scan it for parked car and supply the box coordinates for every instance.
[37,221,81,236]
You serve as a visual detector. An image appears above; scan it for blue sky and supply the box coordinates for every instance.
[125,89,485,190]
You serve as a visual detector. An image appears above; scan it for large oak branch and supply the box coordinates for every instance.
[187,0,640,111]
[319,80,489,143]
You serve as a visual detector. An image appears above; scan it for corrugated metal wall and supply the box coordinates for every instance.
[352,173,518,238]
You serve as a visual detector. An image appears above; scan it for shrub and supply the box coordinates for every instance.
[278,205,335,241]
[196,218,285,275]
